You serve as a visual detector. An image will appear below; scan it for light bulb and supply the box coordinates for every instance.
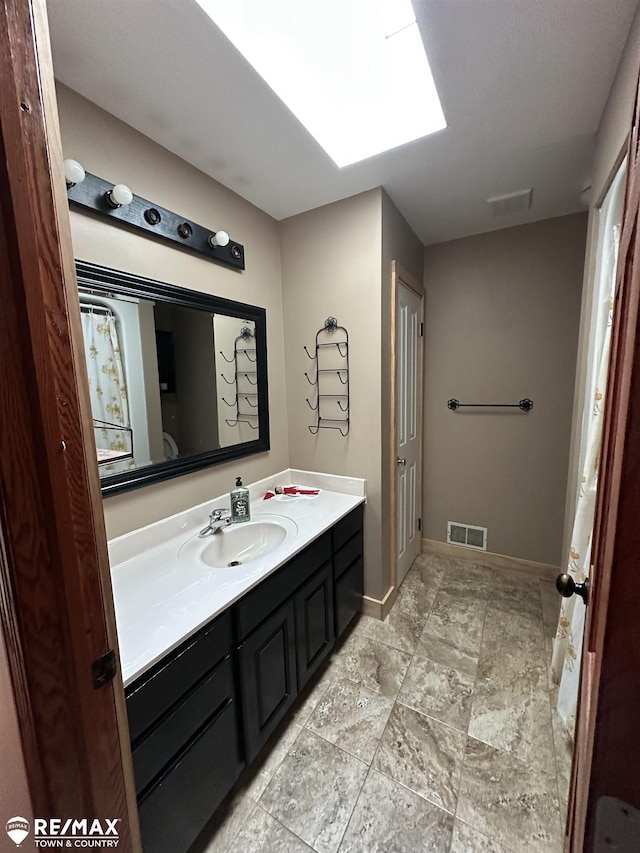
[108,183,133,207]
[208,230,230,248]
[63,158,85,186]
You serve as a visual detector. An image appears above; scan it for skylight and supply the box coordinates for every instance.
[196,0,446,167]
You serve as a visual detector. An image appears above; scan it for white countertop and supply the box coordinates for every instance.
[108,469,366,687]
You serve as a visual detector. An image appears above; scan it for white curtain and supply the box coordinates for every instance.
[81,308,135,476]
[551,161,626,725]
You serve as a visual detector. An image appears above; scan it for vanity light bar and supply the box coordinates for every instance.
[66,170,245,271]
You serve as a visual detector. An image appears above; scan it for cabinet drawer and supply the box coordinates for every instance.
[332,504,364,552]
[335,556,364,638]
[334,529,363,580]
[132,655,235,796]
[138,698,243,853]
[235,533,331,641]
[238,598,297,763]
[126,609,232,743]
[295,562,334,690]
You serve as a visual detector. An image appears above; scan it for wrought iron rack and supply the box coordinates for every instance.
[304,317,350,436]
[219,326,259,429]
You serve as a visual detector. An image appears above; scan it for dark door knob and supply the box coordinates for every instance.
[556,573,589,605]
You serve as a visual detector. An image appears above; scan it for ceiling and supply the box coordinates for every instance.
[48,0,639,245]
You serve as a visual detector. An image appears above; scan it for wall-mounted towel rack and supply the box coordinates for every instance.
[447,398,534,412]
[93,418,133,465]
[304,316,350,436]
[220,326,259,429]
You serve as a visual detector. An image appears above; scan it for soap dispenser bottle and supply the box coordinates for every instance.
[230,477,251,523]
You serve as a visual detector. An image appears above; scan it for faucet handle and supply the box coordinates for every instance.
[210,507,231,521]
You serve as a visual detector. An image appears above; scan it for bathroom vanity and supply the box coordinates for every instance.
[108,471,365,853]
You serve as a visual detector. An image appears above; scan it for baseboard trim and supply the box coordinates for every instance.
[422,538,559,583]
[361,584,397,621]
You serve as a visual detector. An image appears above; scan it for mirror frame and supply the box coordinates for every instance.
[75,260,270,497]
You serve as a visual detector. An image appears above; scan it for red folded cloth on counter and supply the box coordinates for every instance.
[263,486,320,500]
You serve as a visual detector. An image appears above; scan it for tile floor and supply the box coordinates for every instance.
[192,553,574,853]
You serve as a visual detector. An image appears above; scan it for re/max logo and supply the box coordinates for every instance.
[34,819,120,836]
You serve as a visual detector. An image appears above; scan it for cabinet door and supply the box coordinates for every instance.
[138,698,243,853]
[295,561,335,691]
[126,608,232,742]
[238,599,297,763]
[335,556,364,638]
[131,656,236,796]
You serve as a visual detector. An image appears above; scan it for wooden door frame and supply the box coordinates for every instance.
[567,73,640,851]
[389,261,425,603]
[0,0,140,846]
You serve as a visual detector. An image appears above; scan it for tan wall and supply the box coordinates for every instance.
[381,191,424,594]
[591,2,640,206]
[280,190,385,599]
[423,213,587,567]
[561,3,640,563]
[0,632,32,823]
[56,84,289,538]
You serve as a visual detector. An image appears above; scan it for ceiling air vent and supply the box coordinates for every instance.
[447,521,487,551]
[486,188,532,217]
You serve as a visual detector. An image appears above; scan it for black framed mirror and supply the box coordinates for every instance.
[75,260,269,497]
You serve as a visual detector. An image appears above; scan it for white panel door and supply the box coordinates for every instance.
[396,281,422,586]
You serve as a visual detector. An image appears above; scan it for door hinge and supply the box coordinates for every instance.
[417,518,422,531]
[92,649,118,689]
[419,322,424,337]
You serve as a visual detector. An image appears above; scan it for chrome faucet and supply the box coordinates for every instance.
[199,508,232,537]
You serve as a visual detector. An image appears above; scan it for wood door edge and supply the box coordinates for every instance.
[569,72,640,852]
[0,0,141,846]
[389,261,399,592]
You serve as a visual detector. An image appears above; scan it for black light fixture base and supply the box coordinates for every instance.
[67,171,245,270]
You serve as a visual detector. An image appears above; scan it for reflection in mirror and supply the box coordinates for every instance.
[76,261,269,496]
[214,317,259,442]
[80,298,137,475]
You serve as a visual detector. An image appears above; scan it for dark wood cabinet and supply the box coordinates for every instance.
[234,533,331,641]
[237,598,298,763]
[332,504,364,638]
[295,561,334,690]
[125,610,243,853]
[335,556,364,636]
[137,699,242,853]
[127,609,233,743]
[125,502,365,853]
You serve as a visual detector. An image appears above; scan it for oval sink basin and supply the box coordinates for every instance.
[179,515,298,570]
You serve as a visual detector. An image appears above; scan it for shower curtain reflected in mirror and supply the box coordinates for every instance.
[81,307,134,476]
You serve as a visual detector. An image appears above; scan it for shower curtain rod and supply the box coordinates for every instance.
[80,303,113,316]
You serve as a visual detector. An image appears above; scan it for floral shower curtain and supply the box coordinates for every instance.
[551,162,626,726]
[81,308,135,477]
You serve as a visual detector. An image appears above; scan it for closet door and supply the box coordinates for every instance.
[396,279,423,586]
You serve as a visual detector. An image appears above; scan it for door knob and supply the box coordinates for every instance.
[556,573,589,605]
[397,456,406,466]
